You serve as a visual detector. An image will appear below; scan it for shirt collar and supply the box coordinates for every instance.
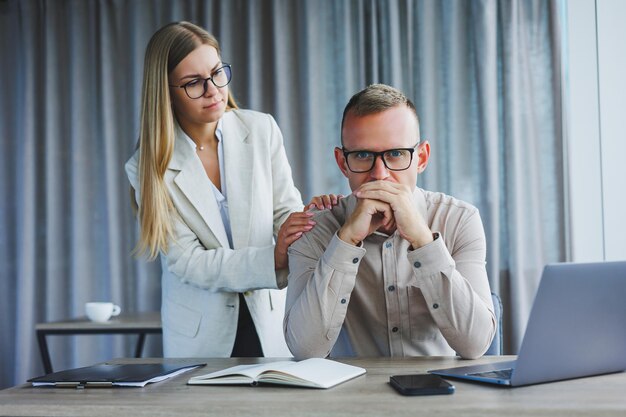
[179,118,224,151]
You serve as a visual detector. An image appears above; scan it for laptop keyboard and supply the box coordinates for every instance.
[468,368,513,379]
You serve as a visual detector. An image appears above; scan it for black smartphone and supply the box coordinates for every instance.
[389,374,455,396]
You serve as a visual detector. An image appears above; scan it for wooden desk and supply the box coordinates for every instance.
[1,356,625,416]
[35,312,162,374]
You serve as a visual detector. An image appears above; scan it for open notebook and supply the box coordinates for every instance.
[188,358,366,389]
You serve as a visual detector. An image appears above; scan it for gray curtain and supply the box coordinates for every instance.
[0,0,565,389]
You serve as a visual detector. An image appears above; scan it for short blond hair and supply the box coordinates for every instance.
[341,84,419,144]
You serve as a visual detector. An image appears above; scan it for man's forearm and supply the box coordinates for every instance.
[284,234,363,359]
[407,233,495,358]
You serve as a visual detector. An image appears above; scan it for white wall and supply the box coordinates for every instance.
[566,0,626,262]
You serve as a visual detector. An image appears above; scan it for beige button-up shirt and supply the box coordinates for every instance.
[284,188,496,359]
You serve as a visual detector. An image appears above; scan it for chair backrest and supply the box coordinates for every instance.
[485,292,503,355]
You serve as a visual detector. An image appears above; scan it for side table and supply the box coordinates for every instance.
[36,311,162,374]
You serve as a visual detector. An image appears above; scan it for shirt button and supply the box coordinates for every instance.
[341,298,347,304]
[413,261,421,268]
[385,242,392,248]
[388,285,395,292]
[352,258,359,264]
[433,303,439,309]
[392,327,399,333]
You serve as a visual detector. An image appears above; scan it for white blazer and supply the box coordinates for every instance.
[126,109,303,357]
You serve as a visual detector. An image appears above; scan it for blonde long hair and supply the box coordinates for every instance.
[134,21,238,259]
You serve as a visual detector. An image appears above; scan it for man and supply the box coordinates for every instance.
[284,84,496,359]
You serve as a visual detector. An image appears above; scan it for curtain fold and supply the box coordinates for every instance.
[0,0,565,389]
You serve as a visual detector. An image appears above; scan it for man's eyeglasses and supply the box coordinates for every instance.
[169,64,232,99]
[341,143,420,173]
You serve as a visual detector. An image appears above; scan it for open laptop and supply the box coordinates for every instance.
[429,261,626,386]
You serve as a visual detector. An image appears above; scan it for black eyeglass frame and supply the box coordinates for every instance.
[340,142,420,173]
[169,63,232,99]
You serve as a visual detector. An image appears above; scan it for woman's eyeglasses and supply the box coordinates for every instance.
[169,64,232,99]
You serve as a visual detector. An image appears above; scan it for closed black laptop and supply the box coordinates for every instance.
[29,362,203,387]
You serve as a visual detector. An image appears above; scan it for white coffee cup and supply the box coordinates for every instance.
[85,302,121,322]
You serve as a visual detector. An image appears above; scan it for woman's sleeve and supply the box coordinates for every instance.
[267,114,304,287]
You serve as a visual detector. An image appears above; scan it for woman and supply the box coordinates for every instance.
[126,22,335,357]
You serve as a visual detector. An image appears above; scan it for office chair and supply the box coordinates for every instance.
[485,292,503,355]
